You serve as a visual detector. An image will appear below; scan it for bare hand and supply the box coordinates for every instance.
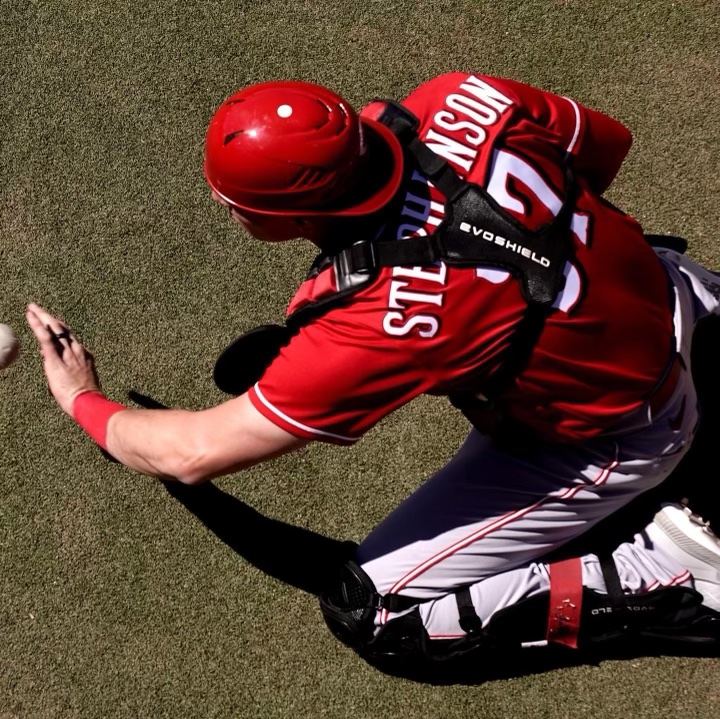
[26,303,102,416]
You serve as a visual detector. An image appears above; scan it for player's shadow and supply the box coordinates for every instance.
[160,479,357,596]
[150,316,719,685]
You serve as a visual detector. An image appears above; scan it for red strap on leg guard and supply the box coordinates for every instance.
[546,557,583,649]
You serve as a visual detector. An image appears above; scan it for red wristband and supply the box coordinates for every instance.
[72,391,127,451]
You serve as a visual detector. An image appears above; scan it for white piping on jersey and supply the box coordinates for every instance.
[253,383,357,443]
[563,96,582,155]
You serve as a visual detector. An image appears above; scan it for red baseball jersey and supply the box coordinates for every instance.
[248,73,674,444]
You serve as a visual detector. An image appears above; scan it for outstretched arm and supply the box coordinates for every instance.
[106,394,307,484]
[26,303,308,485]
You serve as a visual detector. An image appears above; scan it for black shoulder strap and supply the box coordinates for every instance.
[287,100,577,404]
[340,99,576,307]
[374,99,466,197]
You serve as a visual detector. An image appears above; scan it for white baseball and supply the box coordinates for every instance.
[0,323,20,369]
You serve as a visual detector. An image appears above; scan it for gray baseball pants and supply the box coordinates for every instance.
[356,250,719,637]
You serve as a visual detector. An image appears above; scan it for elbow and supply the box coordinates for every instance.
[165,439,217,486]
[174,468,212,486]
[173,458,214,486]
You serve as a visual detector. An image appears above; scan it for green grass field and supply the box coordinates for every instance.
[2,1,719,717]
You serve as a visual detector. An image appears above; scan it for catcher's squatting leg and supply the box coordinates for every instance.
[319,526,720,664]
[319,252,720,661]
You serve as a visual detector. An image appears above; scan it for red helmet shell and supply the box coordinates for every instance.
[204,81,403,219]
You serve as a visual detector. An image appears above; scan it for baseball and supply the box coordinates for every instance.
[0,323,20,369]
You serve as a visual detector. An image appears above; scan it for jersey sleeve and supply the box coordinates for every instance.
[247,316,427,445]
[488,76,633,193]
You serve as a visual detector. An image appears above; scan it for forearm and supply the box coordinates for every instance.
[105,407,209,482]
[25,303,307,484]
[99,393,308,485]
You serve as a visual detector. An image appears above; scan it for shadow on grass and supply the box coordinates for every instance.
[160,479,358,596]
[139,317,719,684]
[364,636,720,686]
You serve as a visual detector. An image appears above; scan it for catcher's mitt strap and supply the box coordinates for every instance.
[546,557,583,649]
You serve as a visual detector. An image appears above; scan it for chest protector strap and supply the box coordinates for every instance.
[321,101,576,405]
[214,102,577,402]
[332,100,576,307]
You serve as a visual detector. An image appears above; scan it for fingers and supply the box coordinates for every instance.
[25,303,82,361]
[27,303,69,337]
[26,304,55,342]
[26,303,102,415]
[26,305,58,360]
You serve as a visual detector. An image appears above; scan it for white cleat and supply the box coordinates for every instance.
[645,502,720,613]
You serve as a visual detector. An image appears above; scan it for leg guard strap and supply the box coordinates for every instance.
[319,558,720,670]
[456,587,484,635]
[546,557,583,648]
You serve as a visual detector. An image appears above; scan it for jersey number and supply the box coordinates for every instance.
[480,149,589,313]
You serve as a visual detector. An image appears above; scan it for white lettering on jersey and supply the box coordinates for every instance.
[424,129,478,172]
[382,77,514,338]
[383,313,439,338]
[384,172,448,338]
[484,149,591,313]
[393,264,448,283]
[388,279,444,309]
[434,111,487,146]
[401,191,445,225]
[425,75,514,173]
[397,171,440,239]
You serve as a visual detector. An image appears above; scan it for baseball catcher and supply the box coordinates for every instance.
[27,73,720,671]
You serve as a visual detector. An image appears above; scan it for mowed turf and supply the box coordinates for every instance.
[1,1,719,717]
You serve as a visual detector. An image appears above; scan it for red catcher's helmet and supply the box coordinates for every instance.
[203,80,404,219]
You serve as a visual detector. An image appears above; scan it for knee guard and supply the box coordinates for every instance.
[318,560,457,663]
[318,560,379,651]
